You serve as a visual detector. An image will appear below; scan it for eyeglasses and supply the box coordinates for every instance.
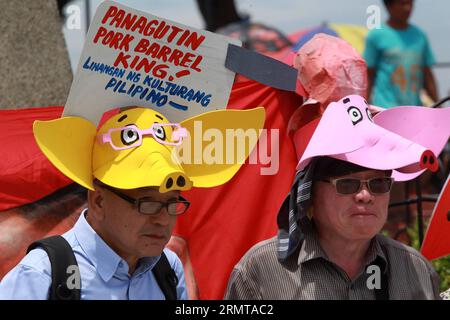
[97,123,188,150]
[100,184,190,216]
[321,177,394,195]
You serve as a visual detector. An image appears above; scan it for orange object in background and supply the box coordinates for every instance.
[0,107,72,212]
[421,175,450,260]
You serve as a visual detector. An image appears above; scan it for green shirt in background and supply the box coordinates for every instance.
[364,23,435,108]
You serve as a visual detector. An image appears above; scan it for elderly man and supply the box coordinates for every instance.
[0,180,189,300]
[0,105,264,300]
[225,95,442,300]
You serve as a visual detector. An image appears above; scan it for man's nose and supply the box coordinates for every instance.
[148,207,172,226]
[354,183,375,203]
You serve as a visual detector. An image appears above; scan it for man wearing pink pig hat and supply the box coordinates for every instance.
[225,94,444,300]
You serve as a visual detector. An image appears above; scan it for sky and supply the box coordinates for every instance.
[62,0,450,98]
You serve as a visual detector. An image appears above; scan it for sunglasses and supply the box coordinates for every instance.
[321,177,394,195]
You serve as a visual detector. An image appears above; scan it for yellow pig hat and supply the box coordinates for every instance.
[33,107,265,192]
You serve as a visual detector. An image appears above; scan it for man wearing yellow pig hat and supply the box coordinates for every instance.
[0,104,265,300]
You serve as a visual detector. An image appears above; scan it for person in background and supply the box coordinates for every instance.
[364,0,439,108]
[196,0,292,55]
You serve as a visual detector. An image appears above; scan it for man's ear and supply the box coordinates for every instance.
[87,188,105,220]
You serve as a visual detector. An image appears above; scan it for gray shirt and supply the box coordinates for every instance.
[224,230,441,300]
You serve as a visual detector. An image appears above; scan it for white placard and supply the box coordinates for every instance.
[64,0,241,124]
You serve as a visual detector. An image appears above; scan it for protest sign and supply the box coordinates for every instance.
[64,1,241,124]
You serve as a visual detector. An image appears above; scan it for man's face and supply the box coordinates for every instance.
[312,170,390,241]
[97,186,179,258]
[388,0,414,22]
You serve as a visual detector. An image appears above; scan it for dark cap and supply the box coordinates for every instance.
[313,156,392,181]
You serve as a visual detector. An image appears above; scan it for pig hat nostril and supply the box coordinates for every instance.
[166,177,173,189]
[177,176,186,187]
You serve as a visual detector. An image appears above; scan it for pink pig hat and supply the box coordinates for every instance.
[295,95,438,180]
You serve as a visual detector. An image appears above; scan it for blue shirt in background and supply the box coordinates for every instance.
[0,210,188,300]
[363,23,435,108]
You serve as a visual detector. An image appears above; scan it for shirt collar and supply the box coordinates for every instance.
[298,228,388,274]
[134,256,161,278]
[297,227,328,265]
[73,209,162,281]
[369,235,388,274]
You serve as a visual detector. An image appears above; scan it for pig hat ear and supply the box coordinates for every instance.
[297,95,438,179]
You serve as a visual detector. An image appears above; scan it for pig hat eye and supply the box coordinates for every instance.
[153,124,166,141]
[347,106,363,125]
[121,126,139,145]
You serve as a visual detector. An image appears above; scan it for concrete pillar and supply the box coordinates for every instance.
[0,0,72,109]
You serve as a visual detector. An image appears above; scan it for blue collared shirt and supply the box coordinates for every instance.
[0,210,188,300]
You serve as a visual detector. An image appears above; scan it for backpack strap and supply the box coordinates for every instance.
[27,236,178,300]
[152,252,178,300]
[27,235,80,300]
